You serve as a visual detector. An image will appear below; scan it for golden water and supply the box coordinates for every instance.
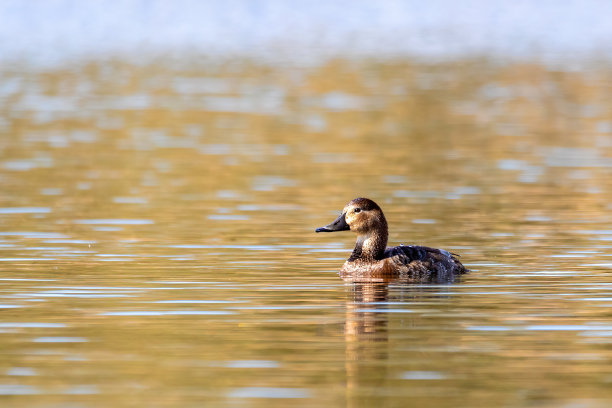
[0,59,611,407]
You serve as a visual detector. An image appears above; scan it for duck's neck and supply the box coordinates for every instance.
[348,224,388,262]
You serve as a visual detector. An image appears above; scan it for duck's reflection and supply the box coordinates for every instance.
[344,282,390,341]
[343,275,420,344]
[344,280,391,406]
[342,278,452,406]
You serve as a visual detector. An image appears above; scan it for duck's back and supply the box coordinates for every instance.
[340,244,467,283]
[385,245,467,283]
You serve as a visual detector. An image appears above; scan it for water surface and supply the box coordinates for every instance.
[0,59,611,407]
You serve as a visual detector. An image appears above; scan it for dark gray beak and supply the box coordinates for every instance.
[315,213,350,233]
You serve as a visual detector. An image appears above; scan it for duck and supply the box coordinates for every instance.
[315,197,467,283]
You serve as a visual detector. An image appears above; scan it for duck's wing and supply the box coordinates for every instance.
[385,245,468,282]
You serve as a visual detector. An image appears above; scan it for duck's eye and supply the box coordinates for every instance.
[354,208,361,213]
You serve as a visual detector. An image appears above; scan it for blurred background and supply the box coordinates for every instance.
[2,0,612,65]
[1,1,612,407]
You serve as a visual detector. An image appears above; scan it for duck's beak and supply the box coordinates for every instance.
[316,213,350,233]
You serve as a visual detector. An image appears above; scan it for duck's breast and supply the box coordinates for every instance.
[339,258,400,282]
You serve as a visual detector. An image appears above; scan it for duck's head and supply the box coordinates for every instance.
[316,197,387,235]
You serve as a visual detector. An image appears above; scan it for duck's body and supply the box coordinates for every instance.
[316,197,467,283]
[340,244,465,283]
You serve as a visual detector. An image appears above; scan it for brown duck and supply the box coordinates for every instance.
[316,197,467,283]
